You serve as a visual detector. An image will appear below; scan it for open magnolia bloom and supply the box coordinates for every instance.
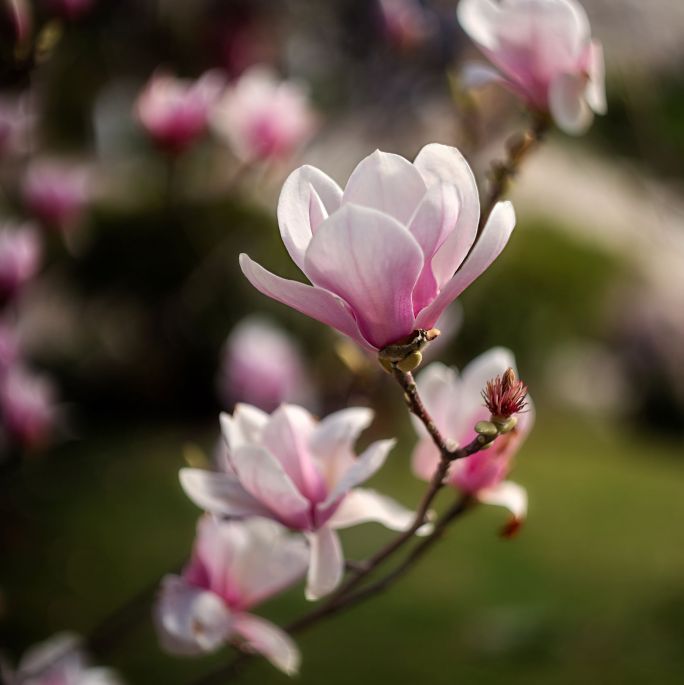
[155,516,307,676]
[240,144,515,352]
[458,0,606,135]
[1,632,123,685]
[412,348,534,528]
[180,403,422,600]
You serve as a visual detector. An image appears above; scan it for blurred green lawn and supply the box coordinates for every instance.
[3,410,684,685]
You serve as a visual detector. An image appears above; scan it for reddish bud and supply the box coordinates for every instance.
[482,367,528,419]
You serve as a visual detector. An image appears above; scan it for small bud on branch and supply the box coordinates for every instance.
[482,367,528,420]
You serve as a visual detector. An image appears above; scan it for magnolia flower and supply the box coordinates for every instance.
[0,366,58,449]
[0,224,41,303]
[155,516,307,675]
[211,66,317,162]
[181,403,420,600]
[457,0,606,134]
[240,144,515,351]
[22,162,90,232]
[379,0,435,51]
[219,316,313,412]
[412,348,534,528]
[136,70,224,155]
[1,632,123,685]
[42,0,95,21]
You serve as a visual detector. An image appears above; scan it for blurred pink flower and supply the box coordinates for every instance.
[219,316,312,412]
[136,70,224,155]
[0,223,41,303]
[212,66,317,163]
[1,632,123,685]
[42,0,95,21]
[0,366,58,450]
[241,145,515,351]
[155,516,307,675]
[181,403,419,599]
[412,348,534,525]
[458,0,606,134]
[22,162,90,232]
[379,0,434,51]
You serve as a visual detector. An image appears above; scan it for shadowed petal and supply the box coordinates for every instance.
[415,201,515,329]
[477,480,528,520]
[328,488,416,532]
[549,72,593,135]
[304,205,423,349]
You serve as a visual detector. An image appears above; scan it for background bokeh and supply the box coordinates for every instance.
[1,1,683,683]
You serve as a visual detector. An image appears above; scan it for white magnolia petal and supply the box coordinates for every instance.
[277,165,343,271]
[477,480,528,521]
[321,438,396,509]
[549,72,594,135]
[342,149,427,224]
[230,445,311,528]
[305,526,344,600]
[179,468,272,518]
[233,613,301,676]
[457,0,502,51]
[328,488,417,532]
[414,362,461,437]
[154,575,233,656]
[219,405,268,455]
[585,40,607,115]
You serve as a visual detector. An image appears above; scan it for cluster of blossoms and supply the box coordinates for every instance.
[136,66,317,163]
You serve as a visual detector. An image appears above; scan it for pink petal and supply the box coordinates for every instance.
[277,165,343,271]
[239,253,373,351]
[305,526,344,600]
[179,469,272,519]
[411,436,441,482]
[413,143,480,288]
[342,149,427,224]
[415,200,515,329]
[328,488,417,532]
[304,204,423,349]
[229,444,312,529]
[457,0,503,51]
[413,361,463,439]
[233,612,301,676]
[261,404,327,503]
[477,480,528,520]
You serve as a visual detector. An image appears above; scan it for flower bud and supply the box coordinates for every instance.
[482,367,528,420]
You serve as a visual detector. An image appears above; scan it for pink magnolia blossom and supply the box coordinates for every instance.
[0,223,41,303]
[42,0,95,21]
[0,366,58,449]
[240,144,515,351]
[155,516,307,675]
[211,66,317,163]
[1,632,123,685]
[22,162,90,232]
[135,70,224,155]
[379,0,434,51]
[457,0,606,134]
[412,348,534,525]
[219,316,313,412]
[180,403,420,600]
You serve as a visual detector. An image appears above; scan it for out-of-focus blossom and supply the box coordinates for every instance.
[1,632,123,684]
[0,223,41,303]
[211,66,317,163]
[241,145,515,352]
[218,316,313,413]
[155,516,306,675]
[1,0,31,45]
[0,321,20,374]
[135,70,224,155]
[22,162,90,232]
[181,403,420,600]
[412,349,533,527]
[379,0,435,51]
[457,0,606,134]
[0,96,34,158]
[42,0,95,21]
[0,366,58,449]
